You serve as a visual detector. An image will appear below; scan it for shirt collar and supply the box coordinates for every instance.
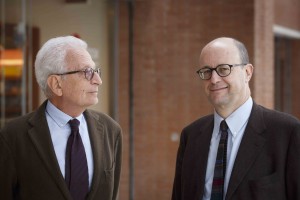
[213,97,253,138]
[46,100,84,128]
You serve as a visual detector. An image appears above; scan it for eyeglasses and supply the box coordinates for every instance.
[196,64,247,80]
[55,67,101,81]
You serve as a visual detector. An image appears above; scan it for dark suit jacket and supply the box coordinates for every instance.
[0,101,122,200]
[172,102,300,200]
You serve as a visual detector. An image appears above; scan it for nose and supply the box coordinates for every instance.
[92,72,102,85]
[210,70,221,84]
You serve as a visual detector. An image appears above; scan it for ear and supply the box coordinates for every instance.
[47,75,63,96]
[245,64,254,82]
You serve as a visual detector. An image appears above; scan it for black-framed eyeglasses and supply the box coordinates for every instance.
[196,63,247,80]
[55,67,101,81]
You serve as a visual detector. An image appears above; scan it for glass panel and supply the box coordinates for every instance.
[0,0,36,127]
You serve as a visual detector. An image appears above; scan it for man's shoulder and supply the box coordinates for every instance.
[255,104,299,121]
[0,111,37,144]
[183,114,214,132]
[84,109,121,130]
[2,111,35,130]
[253,103,300,128]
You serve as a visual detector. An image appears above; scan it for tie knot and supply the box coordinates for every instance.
[220,120,228,132]
[69,119,80,132]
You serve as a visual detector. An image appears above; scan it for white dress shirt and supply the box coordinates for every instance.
[45,101,94,188]
[203,97,253,200]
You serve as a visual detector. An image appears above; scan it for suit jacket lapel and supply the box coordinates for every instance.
[226,103,266,200]
[197,119,215,198]
[27,101,71,199]
[182,116,214,199]
[84,110,104,200]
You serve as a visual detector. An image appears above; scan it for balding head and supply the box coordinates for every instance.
[200,37,249,66]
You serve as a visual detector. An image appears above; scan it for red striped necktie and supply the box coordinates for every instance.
[211,120,229,200]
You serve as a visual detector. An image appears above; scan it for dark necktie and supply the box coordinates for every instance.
[211,120,229,200]
[65,119,89,200]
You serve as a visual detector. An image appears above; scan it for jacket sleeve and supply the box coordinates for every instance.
[0,132,17,200]
[171,129,187,200]
[112,129,122,200]
[286,122,300,199]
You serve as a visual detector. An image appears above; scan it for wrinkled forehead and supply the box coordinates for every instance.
[199,39,240,67]
[65,47,94,69]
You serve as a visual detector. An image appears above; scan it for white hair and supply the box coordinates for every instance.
[34,36,88,98]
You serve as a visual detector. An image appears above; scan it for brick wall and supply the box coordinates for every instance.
[274,0,300,30]
[252,0,274,108]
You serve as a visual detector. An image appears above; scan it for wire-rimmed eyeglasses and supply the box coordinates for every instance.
[196,64,247,80]
[55,67,101,81]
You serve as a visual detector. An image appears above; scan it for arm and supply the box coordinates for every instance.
[171,129,186,200]
[112,129,122,200]
[286,122,300,199]
[0,132,17,200]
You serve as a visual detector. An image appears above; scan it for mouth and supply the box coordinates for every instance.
[89,91,98,94]
[210,86,228,92]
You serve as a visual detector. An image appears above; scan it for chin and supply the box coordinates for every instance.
[86,99,98,107]
[92,99,99,105]
[209,97,228,107]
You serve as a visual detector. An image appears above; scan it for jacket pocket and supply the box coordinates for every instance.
[249,172,285,200]
[250,172,278,188]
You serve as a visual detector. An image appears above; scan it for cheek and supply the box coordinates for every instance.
[230,79,245,92]
[202,81,209,88]
[202,82,210,93]
[65,82,84,96]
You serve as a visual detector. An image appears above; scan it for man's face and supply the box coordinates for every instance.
[198,39,252,112]
[60,48,102,112]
